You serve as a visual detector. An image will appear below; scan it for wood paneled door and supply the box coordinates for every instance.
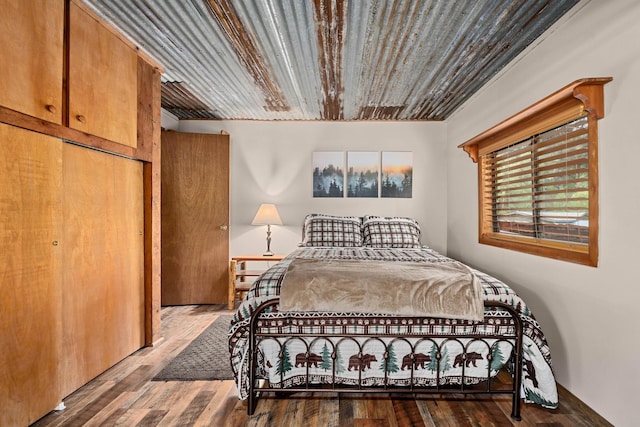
[161,130,230,305]
[61,143,145,397]
[0,124,63,426]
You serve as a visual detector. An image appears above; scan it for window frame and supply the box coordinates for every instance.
[459,78,612,267]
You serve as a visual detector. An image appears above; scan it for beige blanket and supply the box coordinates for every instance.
[279,258,484,321]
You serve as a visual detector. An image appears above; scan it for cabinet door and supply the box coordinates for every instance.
[0,0,63,123]
[161,130,230,305]
[68,2,138,148]
[0,124,63,426]
[61,143,144,396]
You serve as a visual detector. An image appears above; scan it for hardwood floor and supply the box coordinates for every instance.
[32,305,611,427]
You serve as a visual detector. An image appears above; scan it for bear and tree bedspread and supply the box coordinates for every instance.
[228,246,558,409]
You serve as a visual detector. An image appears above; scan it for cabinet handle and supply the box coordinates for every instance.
[219,225,228,231]
[76,114,86,123]
[52,240,59,246]
[45,104,57,114]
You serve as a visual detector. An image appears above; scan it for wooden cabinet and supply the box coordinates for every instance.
[0,1,138,148]
[0,0,64,124]
[68,1,138,147]
[0,2,155,424]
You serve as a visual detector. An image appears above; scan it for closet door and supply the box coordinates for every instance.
[0,124,63,426]
[161,130,230,305]
[61,143,144,396]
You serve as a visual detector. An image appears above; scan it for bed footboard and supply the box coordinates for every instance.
[248,299,523,420]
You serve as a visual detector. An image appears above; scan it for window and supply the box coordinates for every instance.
[487,116,589,244]
[459,78,612,266]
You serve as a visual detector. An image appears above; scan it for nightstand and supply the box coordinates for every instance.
[228,254,285,309]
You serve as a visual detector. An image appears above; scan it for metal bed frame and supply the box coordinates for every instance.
[247,299,524,420]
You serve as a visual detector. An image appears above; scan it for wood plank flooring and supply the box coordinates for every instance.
[32,305,611,427]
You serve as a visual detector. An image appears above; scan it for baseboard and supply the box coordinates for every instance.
[557,382,613,426]
[148,336,166,347]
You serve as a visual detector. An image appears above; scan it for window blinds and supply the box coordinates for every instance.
[482,115,589,245]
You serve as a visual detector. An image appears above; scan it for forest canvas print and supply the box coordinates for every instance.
[347,151,379,198]
[313,152,344,197]
[381,151,413,198]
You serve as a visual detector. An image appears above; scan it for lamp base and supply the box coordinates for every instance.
[263,225,274,256]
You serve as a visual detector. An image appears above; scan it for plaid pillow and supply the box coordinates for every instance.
[362,216,421,248]
[301,214,363,247]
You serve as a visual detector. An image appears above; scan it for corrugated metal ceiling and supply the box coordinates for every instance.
[81,0,581,121]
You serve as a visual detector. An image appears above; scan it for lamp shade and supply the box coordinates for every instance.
[251,203,283,225]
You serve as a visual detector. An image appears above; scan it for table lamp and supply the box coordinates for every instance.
[251,203,282,256]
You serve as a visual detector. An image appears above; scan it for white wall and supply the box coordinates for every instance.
[446,1,640,425]
[161,109,179,130]
[177,120,448,256]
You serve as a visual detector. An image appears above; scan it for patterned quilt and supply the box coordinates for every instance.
[228,247,558,408]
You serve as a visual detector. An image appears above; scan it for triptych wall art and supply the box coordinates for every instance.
[312,151,413,198]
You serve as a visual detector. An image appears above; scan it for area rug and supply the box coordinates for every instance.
[153,315,234,381]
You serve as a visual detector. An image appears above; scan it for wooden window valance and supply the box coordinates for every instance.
[459,78,612,163]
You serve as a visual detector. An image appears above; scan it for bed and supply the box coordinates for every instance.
[228,214,558,420]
